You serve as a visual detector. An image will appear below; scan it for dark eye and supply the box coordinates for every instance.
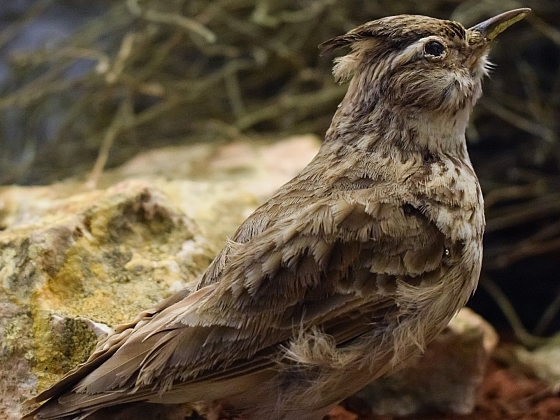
[424,41,445,57]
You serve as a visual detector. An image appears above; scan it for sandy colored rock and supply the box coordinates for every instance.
[507,333,560,390]
[0,181,209,418]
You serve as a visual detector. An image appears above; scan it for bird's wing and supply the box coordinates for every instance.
[29,176,452,419]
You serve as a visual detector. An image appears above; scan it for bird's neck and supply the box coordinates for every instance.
[325,92,474,160]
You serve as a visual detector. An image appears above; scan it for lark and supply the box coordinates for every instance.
[24,8,529,420]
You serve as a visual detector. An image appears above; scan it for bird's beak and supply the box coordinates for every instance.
[469,8,531,41]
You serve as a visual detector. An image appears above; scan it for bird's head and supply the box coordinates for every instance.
[320,9,530,116]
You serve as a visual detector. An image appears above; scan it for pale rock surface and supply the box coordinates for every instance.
[507,333,560,391]
[0,135,496,419]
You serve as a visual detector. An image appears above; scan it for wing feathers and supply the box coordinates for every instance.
[29,183,451,419]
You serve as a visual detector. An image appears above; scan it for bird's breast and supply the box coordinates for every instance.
[403,154,485,243]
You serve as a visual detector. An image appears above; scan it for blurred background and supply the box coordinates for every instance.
[1,0,559,343]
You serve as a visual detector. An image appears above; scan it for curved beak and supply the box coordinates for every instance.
[469,8,531,41]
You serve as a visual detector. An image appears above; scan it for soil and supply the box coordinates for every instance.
[327,360,560,420]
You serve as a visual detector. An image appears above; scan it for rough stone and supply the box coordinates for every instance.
[508,333,560,391]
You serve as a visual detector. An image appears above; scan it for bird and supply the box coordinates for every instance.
[24,8,529,420]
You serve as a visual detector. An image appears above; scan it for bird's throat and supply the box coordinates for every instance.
[326,98,473,159]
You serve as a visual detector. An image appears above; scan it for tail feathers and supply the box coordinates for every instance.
[23,371,257,419]
[30,289,196,407]
[26,355,113,407]
[24,390,151,420]
[23,400,193,420]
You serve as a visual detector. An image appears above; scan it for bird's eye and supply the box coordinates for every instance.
[424,41,446,57]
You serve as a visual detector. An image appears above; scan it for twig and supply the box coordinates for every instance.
[85,100,131,189]
[533,288,560,336]
[225,70,246,119]
[126,0,216,43]
[485,194,560,233]
[0,62,87,111]
[481,97,556,143]
[0,0,53,50]
[485,218,560,269]
[105,32,137,84]
[480,274,549,348]
[528,13,560,49]
[485,235,560,269]
[484,180,546,209]
[235,85,346,130]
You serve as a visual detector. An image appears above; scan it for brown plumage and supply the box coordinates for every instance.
[24,8,529,420]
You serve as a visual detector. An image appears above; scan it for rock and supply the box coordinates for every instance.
[0,135,321,419]
[507,333,560,391]
[0,181,209,419]
[353,307,498,416]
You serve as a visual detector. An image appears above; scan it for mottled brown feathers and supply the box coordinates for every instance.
[319,15,466,55]
[25,9,530,420]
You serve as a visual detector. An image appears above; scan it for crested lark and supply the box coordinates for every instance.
[25,8,530,420]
